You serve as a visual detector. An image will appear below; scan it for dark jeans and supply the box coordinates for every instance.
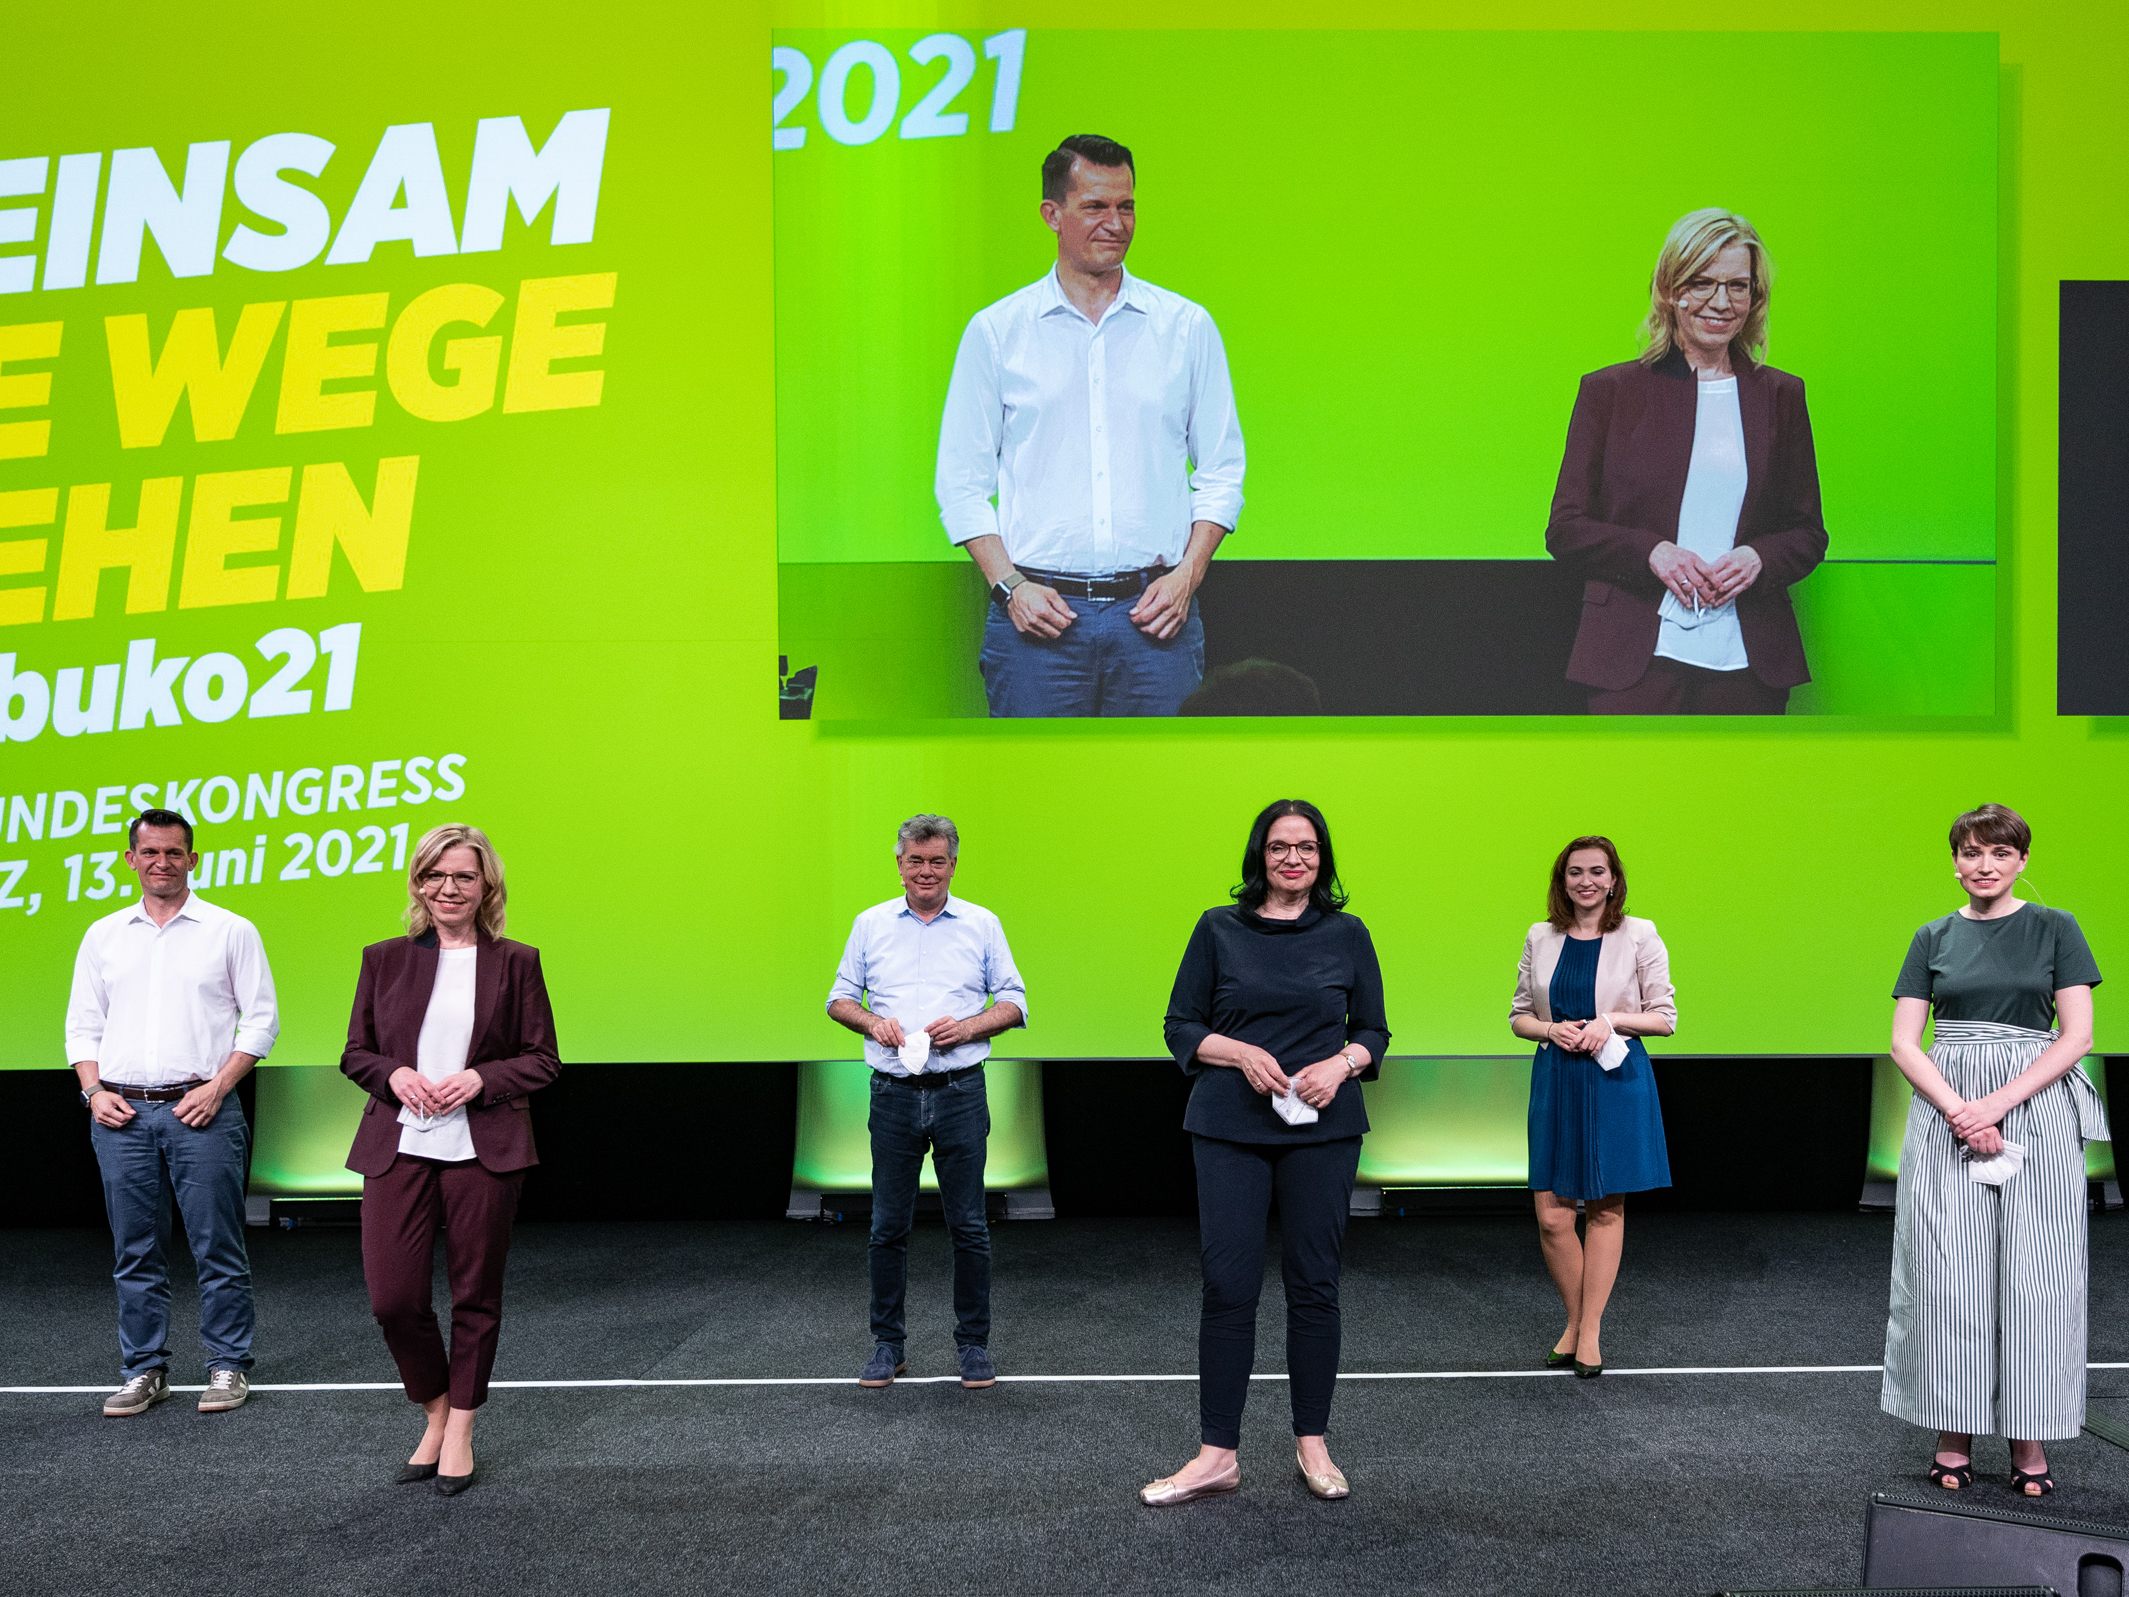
[1588,655,1790,714]
[1193,1133,1361,1448]
[980,594,1204,717]
[89,1098,255,1378]
[361,1154,525,1410]
[868,1068,991,1349]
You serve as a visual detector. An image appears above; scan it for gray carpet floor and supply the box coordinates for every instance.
[4,1211,2127,1596]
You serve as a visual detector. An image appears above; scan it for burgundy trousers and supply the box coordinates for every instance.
[1587,655,1789,715]
[361,1154,524,1409]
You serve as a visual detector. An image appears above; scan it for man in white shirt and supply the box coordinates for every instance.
[65,809,280,1418]
[935,133,1246,717]
[826,815,1027,1390]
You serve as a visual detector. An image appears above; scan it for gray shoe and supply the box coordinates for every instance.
[197,1368,249,1413]
[103,1369,171,1418]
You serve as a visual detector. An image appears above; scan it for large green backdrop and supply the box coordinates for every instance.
[3,3,2123,1198]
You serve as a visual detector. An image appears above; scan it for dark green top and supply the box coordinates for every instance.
[1892,903,2103,1028]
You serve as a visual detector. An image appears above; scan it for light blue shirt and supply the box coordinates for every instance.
[827,893,1029,1076]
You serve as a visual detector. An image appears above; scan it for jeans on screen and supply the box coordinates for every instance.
[867,1068,992,1349]
[89,1099,255,1378]
[980,595,1204,717]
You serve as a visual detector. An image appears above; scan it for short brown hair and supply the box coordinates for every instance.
[1547,835,1627,934]
[1949,803,2030,857]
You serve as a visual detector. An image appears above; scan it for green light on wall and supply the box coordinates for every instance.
[250,1067,367,1197]
[790,1060,1050,1191]
[1357,1058,1533,1187]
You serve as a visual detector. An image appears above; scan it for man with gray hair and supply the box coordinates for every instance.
[827,814,1028,1389]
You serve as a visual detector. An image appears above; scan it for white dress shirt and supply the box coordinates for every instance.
[935,266,1245,575]
[1655,377,1750,672]
[65,891,279,1085]
[396,946,478,1162]
[826,893,1029,1076]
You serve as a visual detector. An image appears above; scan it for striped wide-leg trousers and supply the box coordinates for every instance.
[1881,1020,2111,1441]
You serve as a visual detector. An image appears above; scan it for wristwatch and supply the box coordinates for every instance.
[991,572,1026,606]
[80,1082,103,1106]
[1340,1049,1363,1079]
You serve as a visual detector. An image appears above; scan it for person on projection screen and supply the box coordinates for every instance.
[935,133,1246,717]
[339,823,561,1498]
[1882,803,2108,1500]
[1545,208,1828,713]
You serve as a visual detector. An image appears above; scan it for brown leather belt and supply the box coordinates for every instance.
[1014,566,1157,601]
[100,1080,206,1102]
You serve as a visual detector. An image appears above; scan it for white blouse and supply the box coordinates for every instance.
[395,947,479,1162]
[1655,377,1750,672]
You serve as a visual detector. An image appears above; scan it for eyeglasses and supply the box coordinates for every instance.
[1266,841,1319,861]
[1682,275,1753,305]
[420,871,482,891]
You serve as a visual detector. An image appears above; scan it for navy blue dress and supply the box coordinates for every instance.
[1526,934,1670,1199]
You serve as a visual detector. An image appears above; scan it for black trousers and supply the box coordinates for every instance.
[1587,655,1789,714]
[1193,1133,1361,1448]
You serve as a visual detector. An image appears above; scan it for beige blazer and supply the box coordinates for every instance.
[1509,917,1677,1033]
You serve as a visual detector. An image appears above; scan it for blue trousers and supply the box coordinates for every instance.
[980,595,1204,717]
[89,1099,255,1378]
[868,1068,991,1349]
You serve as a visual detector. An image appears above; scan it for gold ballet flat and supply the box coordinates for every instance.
[1139,1461,1241,1506]
[1296,1448,1350,1501]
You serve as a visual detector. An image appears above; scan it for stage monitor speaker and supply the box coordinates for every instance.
[1864,1490,2129,1595]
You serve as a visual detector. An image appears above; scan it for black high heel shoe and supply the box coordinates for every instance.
[1544,1349,1575,1369]
[1573,1358,1604,1379]
[395,1462,440,1485]
[435,1468,475,1497]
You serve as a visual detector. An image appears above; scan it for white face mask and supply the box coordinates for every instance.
[899,1028,932,1071]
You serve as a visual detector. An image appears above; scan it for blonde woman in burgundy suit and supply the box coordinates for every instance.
[341,824,560,1496]
[1546,208,1829,714]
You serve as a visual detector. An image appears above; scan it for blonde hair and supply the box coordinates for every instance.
[1639,208,1773,368]
[404,823,508,939]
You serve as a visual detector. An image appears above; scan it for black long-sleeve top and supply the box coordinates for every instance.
[1163,905,1392,1145]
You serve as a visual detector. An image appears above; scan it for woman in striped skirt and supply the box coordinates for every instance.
[1882,803,2108,1497]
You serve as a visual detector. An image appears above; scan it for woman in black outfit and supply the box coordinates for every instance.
[1143,799,1392,1506]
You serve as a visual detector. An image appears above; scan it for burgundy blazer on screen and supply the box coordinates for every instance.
[340,931,561,1177]
[1545,350,1829,692]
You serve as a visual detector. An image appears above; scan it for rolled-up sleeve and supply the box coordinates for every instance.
[985,917,1028,1028]
[826,918,868,1012]
[1343,920,1389,1078]
[64,930,109,1065]
[1185,309,1245,533]
[228,921,279,1060]
[1163,914,1217,1075]
[935,316,1005,548]
[1635,924,1677,1036]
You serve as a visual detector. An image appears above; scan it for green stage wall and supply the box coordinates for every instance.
[3,3,2124,1200]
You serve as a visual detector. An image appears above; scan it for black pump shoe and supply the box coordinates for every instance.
[1573,1360,1604,1379]
[1544,1349,1575,1369]
[435,1469,475,1497]
[395,1462,440,1485]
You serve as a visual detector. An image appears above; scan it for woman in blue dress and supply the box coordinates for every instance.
[1509,836,1677,1376]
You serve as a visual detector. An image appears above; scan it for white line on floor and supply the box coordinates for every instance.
[9,1362,2129,1395]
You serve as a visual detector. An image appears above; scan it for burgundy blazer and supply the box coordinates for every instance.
[340,931,561,1177]
[1545,351,1829,692]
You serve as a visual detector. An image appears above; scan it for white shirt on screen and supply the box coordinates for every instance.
[935,266,1245,575]
[1655,376,1750,672]
[396,946,479,1162]
[64,891,279,1087]
[826,893,1029,1076]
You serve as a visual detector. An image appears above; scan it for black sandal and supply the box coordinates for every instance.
[1926,1457,1974,1490]
[2008,1468,2055,1497]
